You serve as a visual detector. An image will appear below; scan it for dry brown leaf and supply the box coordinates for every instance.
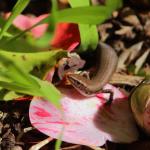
[113,40,125,52]
[123,15,142,30]
[115,25,135,39]
[117,42,143,71]
[98,23,113,42]
[139,11,150,24]
[120,7,135,18]
[144,64,150,76]
[127,42,144,63]
[29,137,53,150]
[112,10,119,18]
[135,49,150,74]
[110,73,144,86]
[144,20,150,37]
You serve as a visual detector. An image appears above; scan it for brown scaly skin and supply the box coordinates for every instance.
[67,42,118,97]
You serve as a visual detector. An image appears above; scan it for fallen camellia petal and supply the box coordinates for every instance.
[29,84,139,146]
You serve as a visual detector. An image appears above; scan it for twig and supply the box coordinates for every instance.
[87,145,105,150]
[23,127,34,133]
[29,137,53,150]
[61,144,81,150]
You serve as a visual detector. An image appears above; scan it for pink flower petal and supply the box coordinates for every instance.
[4,13,48,38]
[29,84,138,146]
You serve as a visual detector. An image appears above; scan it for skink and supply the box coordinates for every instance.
[66,42,118,96]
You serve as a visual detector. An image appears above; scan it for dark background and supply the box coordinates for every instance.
[0,0,51,16]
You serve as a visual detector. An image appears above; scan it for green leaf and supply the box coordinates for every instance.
[0,54,61,107]
[35,0,122,50]
[0,55,40,88]
[8,1,122,48]
[3,91,23,101]
[55,138,62,150]
[27,33,52,48]
[1,67,40,90]
[106,0,123,12]
[51,0,58,15]
[79,24,98,51]
[89,25,99,50]
[9,5,111,43]
[0,29,13,38]
[55,6,111,24]
[69,0,90,51]
[0,37,43,52]
[0,49,67,75]
[0,49,66,100]
[69,0,99,52]
[0,81,39,95]
[0,0,30,39]
[0,16,6,27]
[34,77,62,107]
[47,0,57,33]
[69,0,90,6]
[78,24,91,50]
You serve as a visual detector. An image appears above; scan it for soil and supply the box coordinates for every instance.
[0,0,150,150]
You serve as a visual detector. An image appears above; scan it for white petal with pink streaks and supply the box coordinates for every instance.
[29,84,139,146]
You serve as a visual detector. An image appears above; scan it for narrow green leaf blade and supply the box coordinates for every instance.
[78,24,91,51]
[69,0,90,51]
[8,5,110,42]
[106,0,123,12]
[0,54,40,88]
[0,49,67,75]
[7,1,122,44]
[0,81,39,96]
[34,77,62,108]
[69,0,90,6]
[56,6,111,24]
[0,0,30,39]
[69,0,99,52]
[0,55,61,107]
[89,25,99,50]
